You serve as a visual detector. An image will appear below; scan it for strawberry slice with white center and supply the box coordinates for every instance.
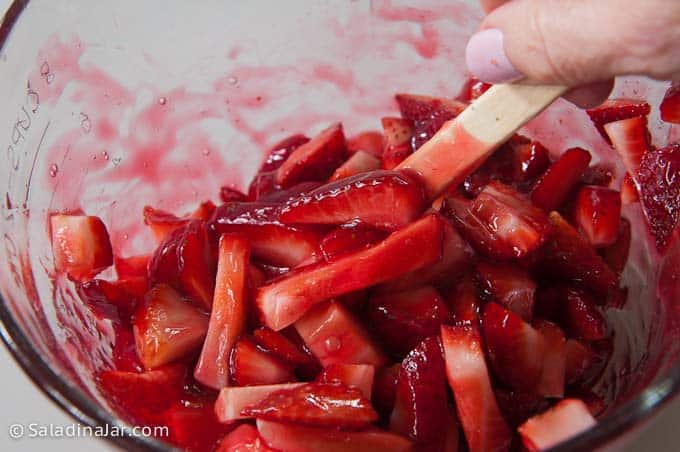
[194,235,249,389]
[518,399,596,451]
[133,284,209,369]
[229,337,295,386]
[603,116,650,184]
[241,382,378,427]
[279,170,427,231]
[317,364,375,399]
[531,147,592,212]
[476,261,536,322]
[446,181,552,260]
[660,84,680,124]
[573,186,622,248]
[586,99,651,143]
[216,424,276,452]
[276,123,348,188]
[441,324,512,452]
[347,130,384,157]
[256,420,413,452]
[381,117,414,169]
[482,302,546,392]
[329,150,381,181]
[50,214,113,281]
[534,320,567,398]
[257,214,444,330]
[295,300,387,368]
[215,383,306,423]
[395,93,466,150]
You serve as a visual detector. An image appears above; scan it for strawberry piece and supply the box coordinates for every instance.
[372,364,400,419]
[257,182,322,204]
[601,218,631,275]
[97,364,186,424]
[395,93,466,150]
[256,419,413,452]
[216,424,276,452]
[476,261,536,321]
[562,287,607,341]
[367,286,449,356]
[317,364,375,399]
[165,401,232,452]
[230,337,295,386]
[573,186,622,248]
[441,324,512,452]
[50,214,113,281]
[586,99,651,142]
[510,136,552,184]
[534,320,567,398]
[457,77,492,103]
[133,284,209,369]
[114,254,150,280]
[276,123,348,188]
[295,300,387,368]
[390,337,450,447]
[248,134,310,199]
[219,186,248,203]
[446,181,552,260]
[482,302,546,392]
[257,214,444,330]
[381,117,414,169]
[604,116,650,180]
[148,220,215,309]
[537,212,618,297]
[637,143,680,250]
[660,84,680,124]
[191,200,217,221]
[565,339,597,385]
[209,202,321,267]
[253,326,318,370]
[494,389,550,429]
[518,399,596,451]
[447,275,482,327]
[319,223,388,261]
[77,278,138,324]
[194,235,250,389]
[347,130,384,157]
[581,164,614,187]
[215,383,306,423]
[143,202,216,243]
[620,173,640,204]
[279,170,427,231]
[329,150,381,181]
[531,147,592,212]
[241,382,378,427]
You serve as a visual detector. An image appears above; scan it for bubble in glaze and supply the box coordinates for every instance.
[324,335,342,352]
[201,148,211,156]
[227,76,239,86]
[158,97,167,105]
[102,151,109,160]
[49,164,59,177]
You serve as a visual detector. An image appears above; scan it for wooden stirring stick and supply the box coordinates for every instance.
[396,83,568,199]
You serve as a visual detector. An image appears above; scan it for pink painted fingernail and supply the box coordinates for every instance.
[465,28,523,84]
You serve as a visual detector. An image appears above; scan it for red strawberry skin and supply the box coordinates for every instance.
[347,130,384,157]
[573,186,622,248]
[534,320,567,398]
[229,337,295,386]
[329,150,381,182]
[381,117,414,170]
[257,214,444,330]
[395,93,466,150]
[241,382,378,427]
[457,77,492,103]
[164,400,232,452]
[476,261,536,321]
[562,287,607,341]
[50,214,113,281]
[531,147,592,212]
[660,84,680,124]
[248,134,310,200]
[447,275,482,327]
[216,424,275,452]
[253,326,318,371]
[319,223,388,261]
[279,170,427,231]
[586,99,651,142]
[219,186,248,204]
[603,116,650,178]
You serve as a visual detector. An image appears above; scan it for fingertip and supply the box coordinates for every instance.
[564,80,615,109]
[465,28,524,84]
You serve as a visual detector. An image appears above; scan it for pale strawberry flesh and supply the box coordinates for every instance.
[329,150,381,181]
[518,399,596,451]
[317,364,375,399]
[50,214,113,281]
[586,99,651,143]
[604,116,650,179]
[347,130,384,157]
[215,383,306,423]
[573,186,622,248]
[229,337,295,386]
[381,116,414,169]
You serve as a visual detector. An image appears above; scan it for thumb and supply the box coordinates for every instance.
[466,0,680,86]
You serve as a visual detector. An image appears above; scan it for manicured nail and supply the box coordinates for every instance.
[465,28,523,84]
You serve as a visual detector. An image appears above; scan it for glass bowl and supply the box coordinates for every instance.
[0,0,678,450]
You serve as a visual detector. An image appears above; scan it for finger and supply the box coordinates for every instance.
[479,0,510,13]
[564,80,615,109]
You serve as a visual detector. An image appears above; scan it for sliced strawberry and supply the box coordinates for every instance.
[395,93,466,150]
[77,278,138,324]
[164,401,232,452]
[209,202,321,267]
[446,181,552,260]
[133,284,209,369]
[276,123,347,188]
[148,220,215,309]
[601,218,631,275]
[494,389,550,429]
[518,399,596,451]
[251,326,315,368]
[230,337,295,386]
[660,83,680,124]
[241,382,377,427]
[510,136,551,184]
[114,254,150,280]
[565,339,597,385]
[143,202,216,243]
[248,134,310,199]
[279,170,427,231]
[536,212,618,297]
[586,99,651,142]
[347,130,385,157]
[562,287,607,341]
[216,424,276,452]
[447,275,482,327]
[604,116,650,180]
[256,419,413,452]
[476,261,536,321]
[50,214,113,281]
[372,363,400,420]
[257,182,322,204]
[637,143,680,250]
[219,186,248,203]
[381,117,414,169]
[573,186,622,248]
[482,302,546,392]
[390,337,450,447]
[194,235,250,389]
[295,300,387,368]
[620,173,640,204]
[441,325,512,452]
[215,383,306,423]
[534,320,567,398]
[531,147,592,212]
[457,77,492,103]
[319,223,388,261]
[257,214,444,330]
[367,286,449,356]
[329,150,381,181]
[317,364,375,399]
[581,164,614,187]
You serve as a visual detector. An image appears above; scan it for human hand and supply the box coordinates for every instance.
[466,0,680,107]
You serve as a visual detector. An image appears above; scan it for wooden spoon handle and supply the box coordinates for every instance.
[396,83,568,199]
